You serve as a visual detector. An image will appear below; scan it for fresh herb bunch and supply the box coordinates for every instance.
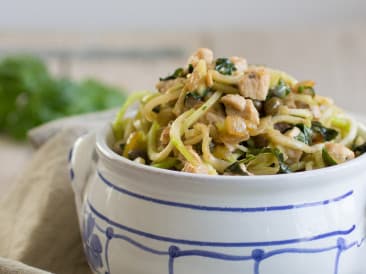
[0,55,126,140]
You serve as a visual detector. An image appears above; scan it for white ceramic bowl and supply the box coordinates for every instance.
[69,124,366,274]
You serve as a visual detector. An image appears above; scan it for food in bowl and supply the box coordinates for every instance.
[112,48,366,175]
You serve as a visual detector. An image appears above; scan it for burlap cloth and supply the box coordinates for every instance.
[0,110,115,274]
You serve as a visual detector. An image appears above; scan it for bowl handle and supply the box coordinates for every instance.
[69,133,96,212]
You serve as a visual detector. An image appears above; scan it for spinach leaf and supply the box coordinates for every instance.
[267,79,291,99]
[215,58,237,75]
[311,121,338,141]
[185,88,210,101]
[188,64,194,73]
[294,124,313,145]
[272,148,292,174]
[354,142,366,156]
[159,67,185,81]
[228,147,291,174]
[225,162,249,175]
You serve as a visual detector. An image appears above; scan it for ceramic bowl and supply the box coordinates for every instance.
[69,124,366,274]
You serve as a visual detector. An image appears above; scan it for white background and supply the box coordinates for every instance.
[0,0,365,31]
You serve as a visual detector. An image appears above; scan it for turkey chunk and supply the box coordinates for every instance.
[324,143,355,164]
[242,99,260,126]
[182,162,211,174]
[187,48,214,67]
[181,146,211,174]
[284,128,303,164]
[230,56,248,73]
[221,94,246,112]
[238,68,270,101]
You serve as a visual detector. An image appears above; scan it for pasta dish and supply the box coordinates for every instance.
[112,48,366,175]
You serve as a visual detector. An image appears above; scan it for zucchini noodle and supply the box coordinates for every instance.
[170,110,197,164]
[147,122,174,162]
[112,48,365,175]
[339,116,358,147]
[196,124,232,172]
[211,82,239,94]
[113,90,151,139]
[267,129,321,153]
[271,115,308,126]
[143,86,181,121]
[184,91,223,129]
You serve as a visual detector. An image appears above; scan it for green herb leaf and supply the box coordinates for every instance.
[311,121,338,141]
[159,67,185,81]
[228,147,291,175]
[215,58,237,75]
[225,162,250,175]
[185,88,210,101]
[295,124,313,145]
[272,148,292,174]
[188,64,194,73]
[354,142,366,156]
[322,148,337,166]
[267,79,291,99]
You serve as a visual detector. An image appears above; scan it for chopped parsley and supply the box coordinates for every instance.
[215,58,237,75]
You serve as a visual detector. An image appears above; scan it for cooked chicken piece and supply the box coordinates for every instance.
[220,115,250,144]
[242,99,260,126]
[224,99,259,127]
[225,115,248,137]
[204,111,225,124]
[220,134,250,145]
[285,127,301,139]
[230,56,248,73]
[221,94,246,112]
[282,127,303,164]
[238,67,270,101]
[324,143,355,164]
[187,48,214,67]
[201,104,226,124]
[186,59,207,92]
[311,105,321,120]
[182,162,210,174]
[159,126,170,145]
[285,148,303,165]
[156,78,185,93]
[181,145,211,174]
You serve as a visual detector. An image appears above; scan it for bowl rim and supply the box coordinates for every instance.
[95,123,366,184]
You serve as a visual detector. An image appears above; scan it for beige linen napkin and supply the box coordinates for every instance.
[0,110,115,274]
[0,257,49,274]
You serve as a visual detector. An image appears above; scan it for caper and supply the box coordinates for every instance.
[253,134,269,148]
[253,100,263,112]
[265,97,282,115]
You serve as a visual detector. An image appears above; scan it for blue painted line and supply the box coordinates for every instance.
[87,200,356,248]
[113,234,169,255]
[97,171,353,213]
[69,168,75,181]
[172,249,253,261]
[104,238,111,274]
[68,147,73,163]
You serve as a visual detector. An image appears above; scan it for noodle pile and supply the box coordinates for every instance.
[112,48,366,175]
